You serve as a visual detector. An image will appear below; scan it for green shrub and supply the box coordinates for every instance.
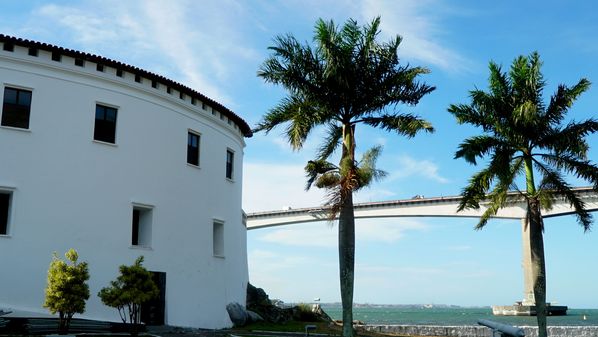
[295,303,319,321]
[43,249,90,334]
[98,256,158,337]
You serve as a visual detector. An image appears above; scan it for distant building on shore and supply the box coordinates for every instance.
[0,34,252,328]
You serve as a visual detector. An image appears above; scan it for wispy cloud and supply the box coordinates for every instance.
[257,218,429,247]
[358,0,472,73]
[389,155,450,184]
[243,162,327,212]
[30,0,261,105]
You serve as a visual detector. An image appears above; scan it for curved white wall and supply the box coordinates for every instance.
[0,41,248,328]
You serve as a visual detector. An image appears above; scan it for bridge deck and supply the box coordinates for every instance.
[246,187,598,229]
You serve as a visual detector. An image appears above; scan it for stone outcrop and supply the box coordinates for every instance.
[246,283,332,324]
[225,302,248,327]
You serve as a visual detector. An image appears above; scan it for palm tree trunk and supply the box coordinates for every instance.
[338,123,356,337]
[529,197,547,337]
[338,192,355,337]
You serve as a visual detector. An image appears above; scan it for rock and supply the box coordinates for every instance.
[246,310,264,323]
[312,304,333,322]
[246,283,332,324]
[226,302,248,327]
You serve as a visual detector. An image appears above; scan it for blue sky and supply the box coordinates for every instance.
[2,1,598,308]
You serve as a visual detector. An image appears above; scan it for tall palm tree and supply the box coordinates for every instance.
[255,17,434,337]
[448,52,598,337]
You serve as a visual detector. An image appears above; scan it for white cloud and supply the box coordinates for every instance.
[389,155,449,184]
[256,218,428,247]
[359,0,472,73]
[243,162,327,212]
[354,187,396,203]
[32,0,262,106]
[258,224,337,248]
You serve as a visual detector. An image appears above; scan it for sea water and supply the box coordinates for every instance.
[320,305,598,326]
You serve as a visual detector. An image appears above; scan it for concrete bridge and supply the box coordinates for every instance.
[245,186,598,314]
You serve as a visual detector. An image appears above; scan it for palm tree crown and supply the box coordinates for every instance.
[449,52,598,229]
[256,17,434,337]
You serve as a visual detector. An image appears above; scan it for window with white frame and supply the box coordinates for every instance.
[213,220,224,257]
[0,191,12,235]
[132,205,152,247]
[226,149,234,180]
[94,104,118,144]
[2,87,32,129]
[187,131,200,166]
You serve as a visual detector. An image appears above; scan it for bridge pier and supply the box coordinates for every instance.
[491,218,568,316]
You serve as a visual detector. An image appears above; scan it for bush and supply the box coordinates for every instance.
[43,249,90,334]
[98,256,158,336]
[294,303,319,322]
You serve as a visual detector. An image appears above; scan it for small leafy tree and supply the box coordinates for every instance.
[98,256,159,336]
[43,248,90,334]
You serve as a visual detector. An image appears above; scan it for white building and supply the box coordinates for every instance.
[0,34,252,328]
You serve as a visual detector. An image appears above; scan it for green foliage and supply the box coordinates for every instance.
[43,248,90,334]
[294,303,319,322]
[98,256,158,336]
[449,51,598,230]
[256,17,434,337]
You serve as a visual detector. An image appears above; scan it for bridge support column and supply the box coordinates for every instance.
[521,217,535,305]
[491,217,568,316]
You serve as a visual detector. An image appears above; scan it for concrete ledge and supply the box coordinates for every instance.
[363,324,598,337]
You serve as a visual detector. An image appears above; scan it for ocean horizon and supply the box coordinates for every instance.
[319,304,598,326]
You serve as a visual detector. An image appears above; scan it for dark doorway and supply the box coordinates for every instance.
[141,271,166,325]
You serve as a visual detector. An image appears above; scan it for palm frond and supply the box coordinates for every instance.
[448,101,492,130]
[458,147,516,211]
[537,153,598,186]
[535,159,593,230]
[538,119,598,157]
[304,160,339,190]
[455,135,502,164]
[361,113,434,137]
[355,145,387,190]
[316,123,342,160]
[544,78,591,125]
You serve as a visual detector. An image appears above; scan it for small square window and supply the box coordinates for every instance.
[132,206,152,247]
[135,74,141,83]
[51,51,61,62]
[94,104,118,144]
[202,102,207,110]
[0,192,11,235]
[151,80,158,89]
[116,69,123,77]
[96,64,104,72]
[179,92,184,100]
[28,48,38,57]
[3,43,14,52]
[166,87,172,94]
[226,149,234,180]
[75,58,84,67]
[213,221,224,257]
[191,98,196,105]
[2,87,32,129]
[187,132,200,166]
